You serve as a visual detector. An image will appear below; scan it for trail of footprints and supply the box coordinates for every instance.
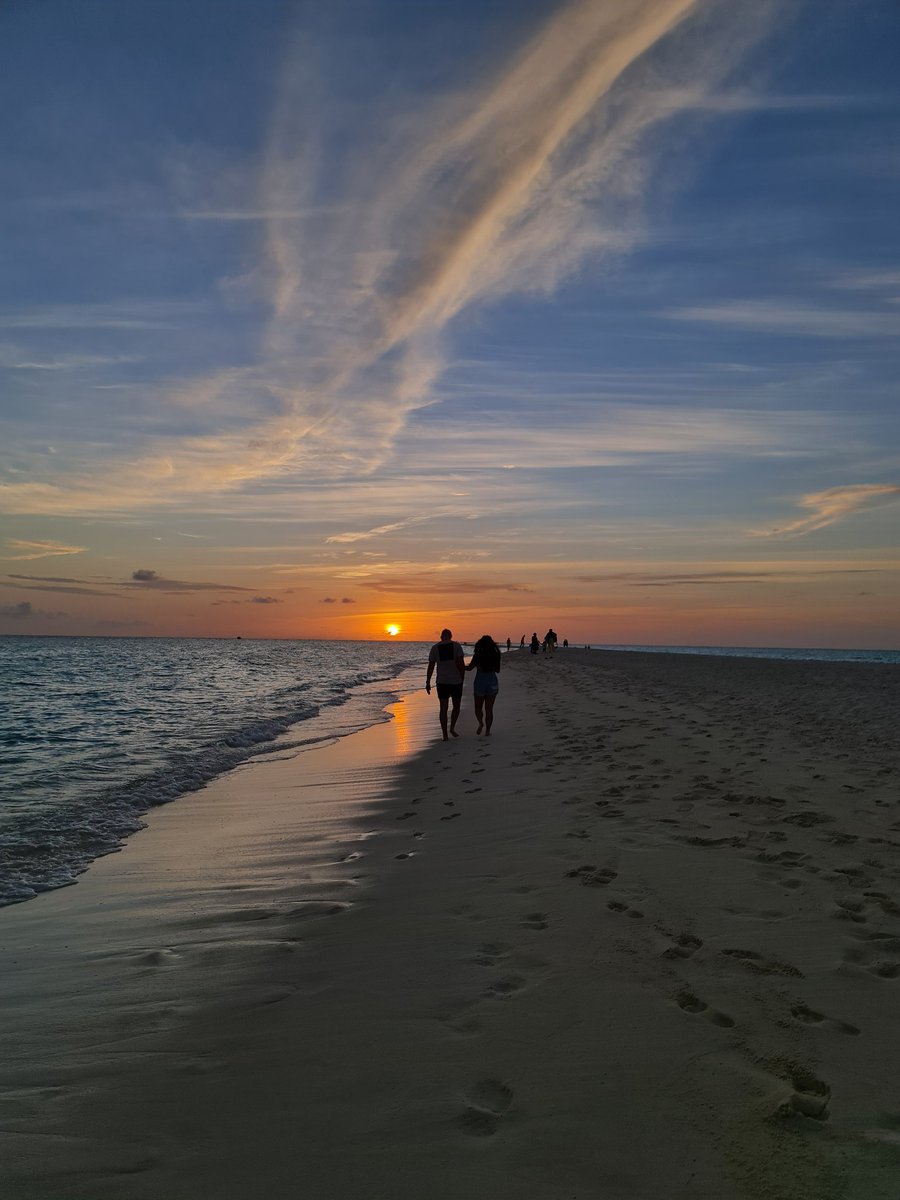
[426,659,896,1140]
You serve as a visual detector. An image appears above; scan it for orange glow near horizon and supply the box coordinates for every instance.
[385,623,401,637]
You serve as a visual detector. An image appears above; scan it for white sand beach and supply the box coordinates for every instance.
[2,649,900,1199]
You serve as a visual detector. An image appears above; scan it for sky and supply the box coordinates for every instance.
[1,0,898,647]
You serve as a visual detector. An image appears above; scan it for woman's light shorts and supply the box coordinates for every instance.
[473,669,499,697]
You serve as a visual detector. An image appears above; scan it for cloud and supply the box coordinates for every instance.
[0,0,782,517]
[750,484,900,538]
[360,576,533,595]
[0,348,141,371]
[127,570,251,593]
[325,515,447,544]
[320,597,337,604]
[212,596,281,606]
[830,269,900,292]
[574,567,881,586]
[1,601,34,618]
[0,600,67,620]
[1,577,124,598]
[662,301,900,338]
[7,574,88,583]
[1,539,88,561]
[0,300,204,331]
[341,597,355,603]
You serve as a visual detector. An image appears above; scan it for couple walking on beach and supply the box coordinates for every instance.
[425,629,501,741]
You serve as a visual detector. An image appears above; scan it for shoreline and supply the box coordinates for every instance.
[3,649,900,1198]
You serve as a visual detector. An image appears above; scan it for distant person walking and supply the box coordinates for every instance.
[425,629,466,741]
[466,635,501,735]
[520,635,525,647]
[506,637,512,652]
[545,628,558,655]
[530,632,540,655]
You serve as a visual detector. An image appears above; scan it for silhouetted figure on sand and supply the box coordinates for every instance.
[467,635,501,735]
[425,629,465,741]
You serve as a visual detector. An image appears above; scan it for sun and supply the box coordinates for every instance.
[385,624,400,637]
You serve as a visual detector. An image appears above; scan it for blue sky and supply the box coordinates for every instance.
[1,0,898,645]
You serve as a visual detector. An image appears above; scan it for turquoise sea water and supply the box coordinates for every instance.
[1,636,896,905]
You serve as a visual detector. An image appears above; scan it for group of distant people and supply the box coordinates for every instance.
[424,624,568,740]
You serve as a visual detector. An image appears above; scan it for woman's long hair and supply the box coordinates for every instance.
[472,635,501,672]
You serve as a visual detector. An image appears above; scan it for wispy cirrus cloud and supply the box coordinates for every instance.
[0,300,204,331]
[0,0,782,517]
[1,579,124,598]
[830,268,900,292]
[2,569,253,597]
[663,301,900,338]
[360,576,533,595]
[573,567,883,586]
[126,569,251,593]
[750,484,900,538]
[1,539,88,561]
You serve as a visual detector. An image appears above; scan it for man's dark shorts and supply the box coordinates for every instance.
[436,683,463,701]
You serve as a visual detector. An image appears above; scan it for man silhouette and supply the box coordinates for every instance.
[425,628,466,741]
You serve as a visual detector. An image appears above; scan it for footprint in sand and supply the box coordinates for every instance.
[769,1063,831,1121]
[521,912,549,930]
[607,900,644,919]
[662,932,702,959]
[865,891,900,918]
[458,1079,514,1136]
[830,897,867,924]
[841,930,900,978]
[481,975,527,999]
[721,947,803,977]
[135,948,181,969]
[790,1003,860,1036]
[440,812,461,822]
[472,942,509,966]
[566,864,617,888]
[674,988,735,1028]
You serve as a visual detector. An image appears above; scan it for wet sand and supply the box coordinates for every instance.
[2,649,900,1199]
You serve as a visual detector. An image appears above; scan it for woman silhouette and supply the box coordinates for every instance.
[466,635,501,735]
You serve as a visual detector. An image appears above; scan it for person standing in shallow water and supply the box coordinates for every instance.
[466,635,501,735]
[425,628,466,741]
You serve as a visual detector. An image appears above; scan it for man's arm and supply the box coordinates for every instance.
[454,648,466,680]
[426,650,435,692]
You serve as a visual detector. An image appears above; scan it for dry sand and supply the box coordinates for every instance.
[2,649,900,1199]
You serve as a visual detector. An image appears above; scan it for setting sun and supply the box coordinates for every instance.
[385,624,400,637]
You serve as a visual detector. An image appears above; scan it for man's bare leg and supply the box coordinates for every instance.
[474,695,484,734]
[439,696,450,741]
[449,694,461,737]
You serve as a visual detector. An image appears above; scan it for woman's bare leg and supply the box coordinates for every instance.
[484,695,495,734]
[474,695,484,733]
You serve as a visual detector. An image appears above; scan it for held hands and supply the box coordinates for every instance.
[425,682,431,693]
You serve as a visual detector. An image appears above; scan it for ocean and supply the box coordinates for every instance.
[1,636,896,906]
[0,636,428,905]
